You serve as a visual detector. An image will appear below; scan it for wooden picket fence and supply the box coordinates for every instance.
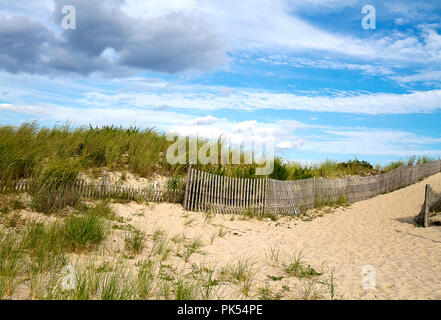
[184,160,441,216]
[1,180,184,204]
[183,167,301,216]
[3,160,441,217]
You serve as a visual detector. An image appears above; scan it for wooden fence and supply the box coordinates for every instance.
[1,180,184,204]
[183,167,302,216]
[3,160,441,216]
[183,168,270,215]
[184,160,441,216]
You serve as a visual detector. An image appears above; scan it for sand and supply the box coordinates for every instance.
[79,169,169,191]
[7,172,441,300]
[108,172,441,299]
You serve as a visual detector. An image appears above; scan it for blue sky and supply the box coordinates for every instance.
[0,0,441,165]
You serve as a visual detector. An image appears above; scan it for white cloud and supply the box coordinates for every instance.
[258,55,395,76]
[303,128,441,157]
[0,102,192,130]
[144,1,441,65]
[164,119,441,157]
[190,115,218,126]
[2,0,441,80]
[395,18,405,26]
[392,70,441,83]
[116,0,441,65]
[169,118,307,148]
[277,140,306,149]
[79,88,441,115]
[2,102,440,158]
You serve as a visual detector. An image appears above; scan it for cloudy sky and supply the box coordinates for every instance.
[1,0,441,164]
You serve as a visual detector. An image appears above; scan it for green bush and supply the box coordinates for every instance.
[269,158,289,180]
[286,162,313,180]
[62,212,107,252]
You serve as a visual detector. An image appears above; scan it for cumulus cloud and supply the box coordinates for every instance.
[190,115,218,126]
[0,16,54,74]
[0,0,226,76]
[169,117,309,150]
[118,12,225,73]
[2,0,441,77]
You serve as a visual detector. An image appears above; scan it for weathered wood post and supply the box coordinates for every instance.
[416,184,431,227]
[424,184,431,228]
[101,170,108,200]
[183,165,192,210]
[263,176,268,215]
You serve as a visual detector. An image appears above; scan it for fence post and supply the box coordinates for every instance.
[263,176,268,215]
[185,166,193,210]
[424,184,431,227]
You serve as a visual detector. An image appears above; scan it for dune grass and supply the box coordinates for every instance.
[2,123,435,195]
[282,252,323,279]
[0,123,256,187]
[0,232,22,297]
[62,212,108,252]
[124,229,145,255]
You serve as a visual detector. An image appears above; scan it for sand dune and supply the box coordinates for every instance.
[12,172,441,300]
[109,172,441,299]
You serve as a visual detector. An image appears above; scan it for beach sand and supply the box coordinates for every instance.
[11,172,441,300]
[108,171,441,299]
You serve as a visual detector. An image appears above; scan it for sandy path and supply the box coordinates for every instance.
[111,172,441,299]
[281,172,441,299]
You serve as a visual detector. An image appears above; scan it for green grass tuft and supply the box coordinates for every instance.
[62,212,108,252]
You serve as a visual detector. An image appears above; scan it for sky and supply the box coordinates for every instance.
[0,0,441,165]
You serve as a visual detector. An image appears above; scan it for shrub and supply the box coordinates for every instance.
[286,163,314,180]
[269,158,289,180]
[62,212,107,252]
